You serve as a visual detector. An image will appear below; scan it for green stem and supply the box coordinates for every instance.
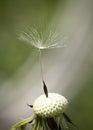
[10,114,36,130]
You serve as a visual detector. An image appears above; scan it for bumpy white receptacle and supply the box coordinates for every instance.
[33,93,68,118]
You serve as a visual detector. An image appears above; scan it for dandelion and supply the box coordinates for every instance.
[10,26,75,130]
[10,81,75,130]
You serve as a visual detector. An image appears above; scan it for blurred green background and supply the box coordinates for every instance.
[0,0,93,130]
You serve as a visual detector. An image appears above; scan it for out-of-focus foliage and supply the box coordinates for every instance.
[67,76,93,130]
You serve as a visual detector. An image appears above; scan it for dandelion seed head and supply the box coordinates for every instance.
[33,93,68,118]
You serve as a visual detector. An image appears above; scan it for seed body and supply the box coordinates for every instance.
[33,93,68,118]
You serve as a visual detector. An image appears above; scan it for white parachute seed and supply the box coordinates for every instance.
[33,93,68,118]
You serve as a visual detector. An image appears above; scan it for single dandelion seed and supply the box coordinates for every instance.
[10,26,76,130]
